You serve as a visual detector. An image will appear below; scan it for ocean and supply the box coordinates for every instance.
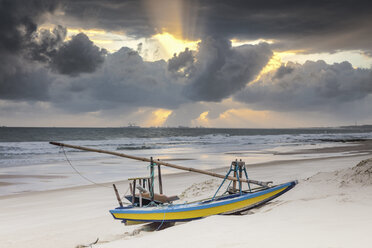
[1,127,372,195]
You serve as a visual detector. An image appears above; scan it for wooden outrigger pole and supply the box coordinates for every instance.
[49,142,271,187]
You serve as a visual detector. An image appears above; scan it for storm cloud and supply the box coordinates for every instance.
[0,0,59,54]
[0,34,273,113]
[0,56,52,101]
[0,0,107,77]
[50,33,106,75]
[28,25,67,63]
[235,61,372,111]
[198,1,372,53]
[182,38,272,101]
[2,0,372,127]
[47,39,272,112]
[4,0,371,58]
[45,47,186,112]
[168,48,195,76]
[0,0,57,101]
[60,0,153,38]
[55,0,372,54]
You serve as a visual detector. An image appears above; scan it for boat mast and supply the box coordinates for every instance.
[50,142,271,187]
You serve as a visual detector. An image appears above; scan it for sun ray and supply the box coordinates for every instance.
[144,109,172,127]
[153,32,199,58]
[191,111,210,127]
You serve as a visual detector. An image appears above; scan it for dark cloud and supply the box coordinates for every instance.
[28,25,67,63]
[0,36,273,114]
[46,47,186,113]
[274,65,294,79]
[0,23,274,112]
[47,37,272,113]
[167,48,195,77]
[2,0,372,125]
[3,0,368,57]
[198,0,372,53]
[58,0,201,39]
[0,0,110,87]
[0,32,106,103]
[54,0,372,54]
[27,28,106,76]
[1,0,372,129]
[0,0,59,54]
[235,60,372,111]
[0,1,58,101]
[50,33,106,76]
[0,55,52,101]
[60,0,153,38]
[183,37,272,101]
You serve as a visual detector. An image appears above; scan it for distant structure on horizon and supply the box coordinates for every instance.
[126,123,141,128]
[340,124,372,129]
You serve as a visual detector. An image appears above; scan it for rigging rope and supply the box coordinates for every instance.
[121,186,130,200]
[156,209,167,231]
[61,147,111,188]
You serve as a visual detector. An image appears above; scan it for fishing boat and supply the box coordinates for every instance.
[110,181,297,224]
[50,142,297,225]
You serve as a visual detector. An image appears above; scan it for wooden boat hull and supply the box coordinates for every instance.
[110,181,297,224]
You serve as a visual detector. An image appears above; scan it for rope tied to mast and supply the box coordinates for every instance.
[50,141,272,187]
[61,146,111,188]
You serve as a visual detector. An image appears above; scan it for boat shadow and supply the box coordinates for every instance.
[123,221,178,237]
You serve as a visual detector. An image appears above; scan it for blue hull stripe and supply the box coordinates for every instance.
[110,181,296,215]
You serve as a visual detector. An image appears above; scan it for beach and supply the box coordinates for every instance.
[1,138,371,248]
[2,1,372,247]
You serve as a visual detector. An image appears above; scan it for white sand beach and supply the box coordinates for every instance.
[1,142,372,248]
[2,1,372,247]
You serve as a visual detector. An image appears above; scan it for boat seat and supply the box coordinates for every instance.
[138,192,179,203]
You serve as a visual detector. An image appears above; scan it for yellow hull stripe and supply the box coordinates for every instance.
[113,186,288,221]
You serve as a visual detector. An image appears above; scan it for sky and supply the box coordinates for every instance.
[1,0,372,128]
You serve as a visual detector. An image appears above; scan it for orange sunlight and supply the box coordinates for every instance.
[144,109,173,127]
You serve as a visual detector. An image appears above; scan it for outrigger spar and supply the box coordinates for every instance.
[50,141,297,225]
[49,141,271,187]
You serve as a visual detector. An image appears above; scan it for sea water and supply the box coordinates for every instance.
[0,127,371,195]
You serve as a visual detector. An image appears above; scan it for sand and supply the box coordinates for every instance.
[1,142,372,248]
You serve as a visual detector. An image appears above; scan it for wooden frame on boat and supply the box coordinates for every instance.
[49,141,297,225]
